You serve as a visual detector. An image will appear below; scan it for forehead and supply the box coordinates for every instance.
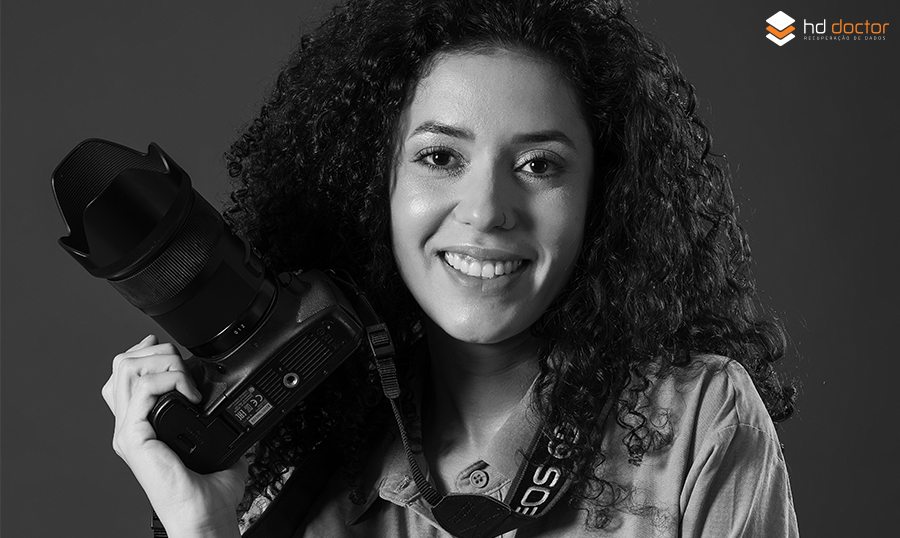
[399,50,589,145]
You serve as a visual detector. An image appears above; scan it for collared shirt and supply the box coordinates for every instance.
[340,370,545,537]
[242,355,799,537]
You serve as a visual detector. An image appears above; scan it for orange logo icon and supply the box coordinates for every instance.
[766,11,796,46]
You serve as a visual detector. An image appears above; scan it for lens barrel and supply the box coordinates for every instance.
[53,140,269,356]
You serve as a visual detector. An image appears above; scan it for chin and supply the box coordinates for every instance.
[429,316,531,346]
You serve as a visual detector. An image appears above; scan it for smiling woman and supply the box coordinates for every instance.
[100,1,799,537]
[392,51,592,345]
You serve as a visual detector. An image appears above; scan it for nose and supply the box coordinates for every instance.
[453,161,515,232]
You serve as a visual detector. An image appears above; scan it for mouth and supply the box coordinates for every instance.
[441,251,527,280]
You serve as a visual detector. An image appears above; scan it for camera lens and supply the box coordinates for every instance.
[53,140,272,357]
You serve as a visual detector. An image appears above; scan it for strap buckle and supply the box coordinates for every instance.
[366,322,395,361]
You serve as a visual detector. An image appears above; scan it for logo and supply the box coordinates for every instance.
[765,10,890,44]
[802,18,889,41]
[514,465,562,516]
[766,11,796,46]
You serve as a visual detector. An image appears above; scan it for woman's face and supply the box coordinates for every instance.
[391,50,593,345]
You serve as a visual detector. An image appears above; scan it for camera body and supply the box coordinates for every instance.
[150,269,363,474]
[51,139,369,474]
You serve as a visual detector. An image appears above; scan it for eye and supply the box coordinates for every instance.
[523,159,550,174]
[425,151,454,167]
[413,146,465,173]
[516,151,562,177]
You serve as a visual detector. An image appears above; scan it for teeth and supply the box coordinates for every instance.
[443,252,524,279]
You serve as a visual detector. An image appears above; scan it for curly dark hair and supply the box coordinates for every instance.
[224,0,796,528]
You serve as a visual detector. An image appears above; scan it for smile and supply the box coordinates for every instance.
[442,251,525,279]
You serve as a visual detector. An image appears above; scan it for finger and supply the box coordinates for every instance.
[125,372,202,427]
[127,334,158,352]
[112,353,199,425]
[119,371,203,437]
[102,376,115,412]
[116,341,182,364]
[104,337,166,412]
[114,349,189,381]
[112,344,188,395]
[110,343,184,403]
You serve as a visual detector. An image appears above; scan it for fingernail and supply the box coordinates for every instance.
[127,335,156,352]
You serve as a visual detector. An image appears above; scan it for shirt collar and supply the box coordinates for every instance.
[346,372,542,526]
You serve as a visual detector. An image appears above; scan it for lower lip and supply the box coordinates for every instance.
[439,256,528,292]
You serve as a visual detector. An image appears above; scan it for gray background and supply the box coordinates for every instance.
[2,0,898,536]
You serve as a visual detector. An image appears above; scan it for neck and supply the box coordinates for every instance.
[423,320,543,450]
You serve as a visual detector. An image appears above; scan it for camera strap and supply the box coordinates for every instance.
[368,333,586,538]
[340,282,611,538]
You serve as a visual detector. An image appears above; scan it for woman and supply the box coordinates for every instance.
[102,0,798,536]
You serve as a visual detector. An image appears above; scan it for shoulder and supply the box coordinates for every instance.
[657,357,798,536]
[647,355,781,462]
[590,356,797,535]
[646,354,778,440]
[617,354,785,468]
[600,354,783,466]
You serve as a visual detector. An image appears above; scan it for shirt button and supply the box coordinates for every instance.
[470,470,489,488]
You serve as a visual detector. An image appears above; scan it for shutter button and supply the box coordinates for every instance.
[470,470,489,488]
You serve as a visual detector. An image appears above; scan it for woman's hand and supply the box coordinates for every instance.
[101,335,248,538]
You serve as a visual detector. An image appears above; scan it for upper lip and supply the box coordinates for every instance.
[439,245,529,262]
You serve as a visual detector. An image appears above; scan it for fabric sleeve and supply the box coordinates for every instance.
[680,422,799,538]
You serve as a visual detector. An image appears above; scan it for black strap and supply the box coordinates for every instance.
[241,442,341,538]
[337,279,443,507]
[329,275,443,507]
[377,358,443,505]
[150,511,166,538]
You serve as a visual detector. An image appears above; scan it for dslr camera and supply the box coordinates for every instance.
[52,139,378,474]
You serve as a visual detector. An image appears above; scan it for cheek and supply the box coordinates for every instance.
[389,198,414,273]
[390,189,422,251]
[538,194,589,265]
[389,179,444,272]
[402,195,437,230]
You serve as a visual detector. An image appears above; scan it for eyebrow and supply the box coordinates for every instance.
[408,121,579,151]
[510,131,577,151]
[409,121,474,141]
